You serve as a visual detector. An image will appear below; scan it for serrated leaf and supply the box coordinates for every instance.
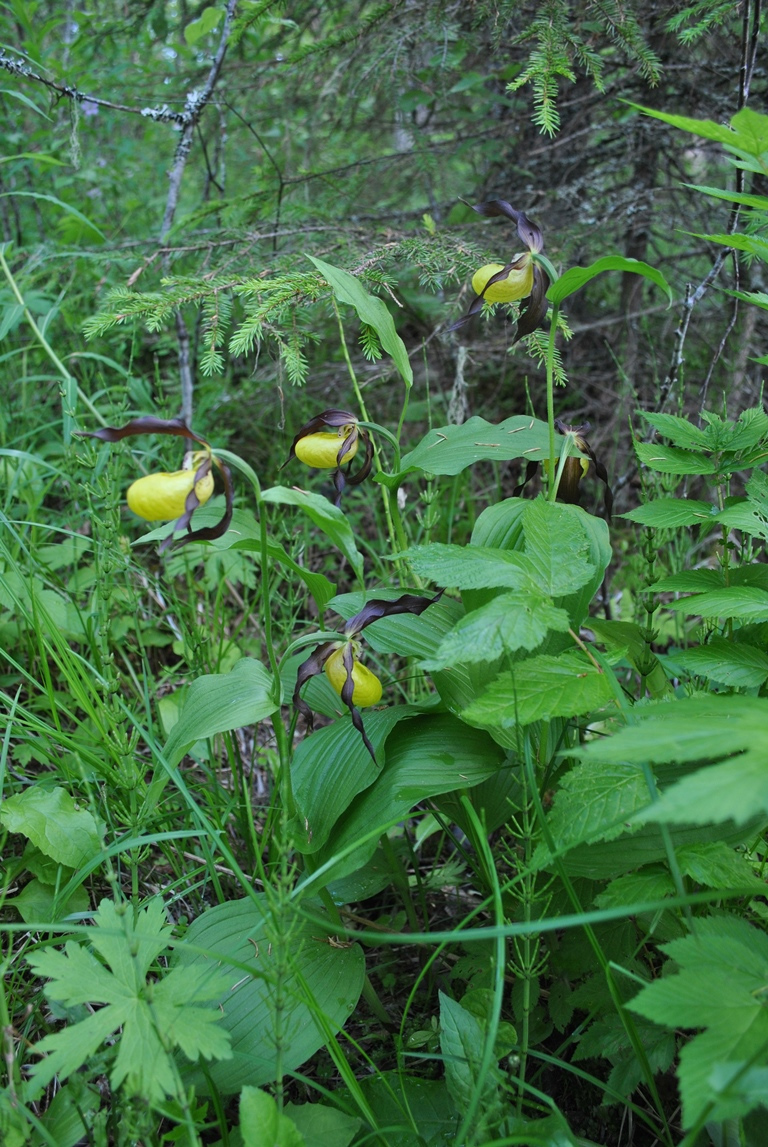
[634,441,716,475]
[674,638,768,688]
[422,590,570,668]
[462,650,616,728]
[547,256,672,306]
[580,696,768,827]
[665,586,768,621]
[677,842,766,892]
[520,499,596,595]
[0,786,103,868]
[628,915,768,1127]
[401,543,535,590]
[623,498,714,527]
[594,869,675,909]
[639,412,711,449]
[307,255,412,386]
[533,760,648,869]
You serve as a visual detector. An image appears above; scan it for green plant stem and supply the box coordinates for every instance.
[332,300,410,574]
[0,247,106,440]
[545,302,560,500]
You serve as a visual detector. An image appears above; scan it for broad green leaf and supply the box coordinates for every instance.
[401,543,536,590]
[652,570,724,592]
[262,486,364,581]
[308,713,504,884]
[685,183,768,211]
[422,590,570,667]
[0,88,51,118]
[284,1103,360,1147]
[176,896,364,1095]
[674,638,768,688]
[0,786,102,869]
[628,915,768,1127]
[634,442,716,475]
[439,991,502,1119]
[184,5,223,45]
[588,619,671,698]
[240,1087,305,1147]
[390,415,565,484]
[665,586,768,621]
[292,706,418,854]
[462,651,617,729]
[500,1112,590,1146]
[7,878,90,924]
[532,760,648,870]
[622,498,714,527]
[307,254,412,386]
[163,657,277,768]
[547,256,672,306]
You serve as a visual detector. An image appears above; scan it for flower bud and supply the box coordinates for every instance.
[472,258,534,303]
[127,468,214,521]
[294,431,359,469]
[324,647,382,707]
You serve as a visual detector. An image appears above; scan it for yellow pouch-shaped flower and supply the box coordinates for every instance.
[294,431,359,469]
[324,647,382,707]
[472,258,534,304]
[127,468,214,521]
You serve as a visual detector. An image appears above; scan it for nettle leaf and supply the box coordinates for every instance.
[593,869,676,910]
[581,695,768,826]
[622,498,714,527]
[520,499,597,596]
[674,638,768,689]
[532,760,648,871]
[0,786,103,869]
[26,898,232,1102]
[547,256,672,307]
[462,650,616,729]
[628,915,768,1128]
[307,255,412,387]
[665,586,768,622]
[422,590,570,669]
[634,441,716,476]
[401,543,536,591]
[676,842,766,893]
[714,499,768,542]
[639,412,710,450]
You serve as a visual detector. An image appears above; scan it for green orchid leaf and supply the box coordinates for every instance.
[307,254,413,387]
[546,256,672,306]
[262,485,364,582]
[175,896,364,1096]
[162,657,277,769]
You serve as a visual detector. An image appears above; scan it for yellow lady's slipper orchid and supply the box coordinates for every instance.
[294,430,359,470]
[77,418,234,551]
[324,646,382,707]
[126,467,214,521]
[472,257,534,304]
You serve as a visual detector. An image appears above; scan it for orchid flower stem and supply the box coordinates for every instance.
[545,302,560,501]
[332,300,410,578]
